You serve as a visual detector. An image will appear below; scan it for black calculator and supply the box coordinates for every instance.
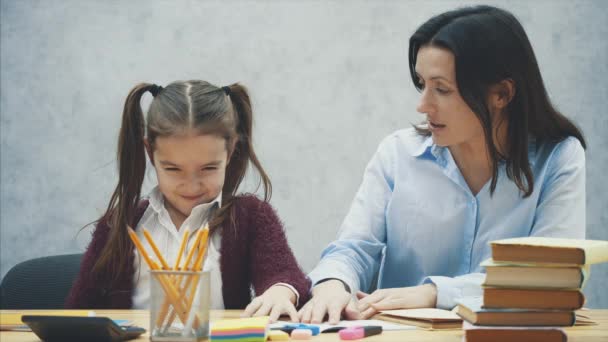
[21,315,146,342]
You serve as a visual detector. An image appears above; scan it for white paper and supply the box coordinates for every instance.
[269,319,416,332]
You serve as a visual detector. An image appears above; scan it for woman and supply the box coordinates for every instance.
[299,5,586,324]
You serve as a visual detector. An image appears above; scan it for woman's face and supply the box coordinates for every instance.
[149,132,228,223]
[415,45,485,148]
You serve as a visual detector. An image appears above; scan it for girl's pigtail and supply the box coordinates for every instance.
[91,83,157,287]
[208,83,272,235]
[225,83,272,202]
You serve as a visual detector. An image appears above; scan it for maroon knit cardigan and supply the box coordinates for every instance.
[65,195,311,309]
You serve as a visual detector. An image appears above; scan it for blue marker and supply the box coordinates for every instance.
[271,323,320,336]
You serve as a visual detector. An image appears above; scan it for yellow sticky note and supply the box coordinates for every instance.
[268,329,289,341]
[211,315,270,332]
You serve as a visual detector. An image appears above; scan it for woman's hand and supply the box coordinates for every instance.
[242,285,299,323]
[298,279,361,324]
[356,283,437,319]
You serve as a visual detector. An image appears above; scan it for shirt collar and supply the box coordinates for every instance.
[411,135,435,158]
[410,134,538,167]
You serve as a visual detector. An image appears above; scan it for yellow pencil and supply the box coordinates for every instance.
[143,228,170,270]
[127,227,156,269]
[184,228,210,311]
[195,227,209,270]
[155,228,205,328]
[181,229,204,271]
[178,227,209,298]
[164,226,209,328]
[174,229,190,271]
[128,227,190,324]
[176,227,209,296]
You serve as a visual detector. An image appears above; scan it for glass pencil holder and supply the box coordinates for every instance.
[149,270,210,342]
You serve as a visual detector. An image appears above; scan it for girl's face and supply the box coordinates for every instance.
[414,45,485,148]
[148,132,229,224]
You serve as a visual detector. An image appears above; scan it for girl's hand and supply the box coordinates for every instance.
[242,285,299,323]
[298,279,361,324]
[356,283,437,319]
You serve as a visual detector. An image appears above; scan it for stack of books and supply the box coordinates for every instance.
[456,237,608,342]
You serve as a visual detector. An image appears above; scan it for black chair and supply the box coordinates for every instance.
[0,253,83,309]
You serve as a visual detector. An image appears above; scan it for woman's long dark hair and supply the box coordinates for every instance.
[91,80,271,287]
[409,5,586,197]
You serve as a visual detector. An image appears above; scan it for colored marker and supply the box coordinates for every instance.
[339,326,383,340]
[271,323,320,335]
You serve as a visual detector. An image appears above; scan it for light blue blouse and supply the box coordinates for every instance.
[308,128,586,309]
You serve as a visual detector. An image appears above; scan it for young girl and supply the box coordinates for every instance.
[66,80,310,322]
[301,5,586,323]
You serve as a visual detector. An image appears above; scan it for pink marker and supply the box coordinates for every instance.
[291,328,313,340]
[339,326,383,340]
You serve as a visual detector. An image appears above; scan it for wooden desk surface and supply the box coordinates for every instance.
[1,309,607,341]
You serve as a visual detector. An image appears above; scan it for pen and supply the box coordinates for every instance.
[339,326,383,340]
[271,323,320,336]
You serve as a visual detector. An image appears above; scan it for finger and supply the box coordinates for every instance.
[311,301,328,324]
[253,302,273,317]
[360,306,378,319]
[356,291,369,300]
[242,297,263,317]
[343,299,363,320]
[327,300,346,325]
[357,290,386,311]
[370,297,410,311]
[286,304,299,323]
[297,302,307,321]
[355,291,370,311]
[269,305,282,323]
[298,302,313,323]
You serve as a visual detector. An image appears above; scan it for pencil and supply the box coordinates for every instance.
[177,227,209,301]
[183,229,204,270]
[155,228,205,328]
[143,228,170,270]
[184,229,210,310]
[174,229,190,271]
[127,227,156,269]
[163,226,210,329]
[127,227,190,324]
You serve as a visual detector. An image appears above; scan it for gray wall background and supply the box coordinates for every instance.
[2,0,607,308]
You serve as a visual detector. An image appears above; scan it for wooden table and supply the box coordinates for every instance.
[1,309,607,341]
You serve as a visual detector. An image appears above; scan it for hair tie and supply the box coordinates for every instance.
[221,86,231,96]
[150,84,164,97]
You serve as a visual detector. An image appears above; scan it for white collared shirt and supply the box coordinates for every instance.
[132,186,225,309]
[309,128,585,309]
